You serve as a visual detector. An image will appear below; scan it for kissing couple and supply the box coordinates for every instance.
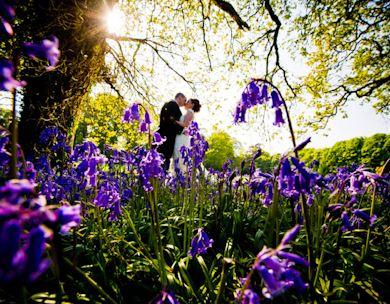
[156,93,201,171]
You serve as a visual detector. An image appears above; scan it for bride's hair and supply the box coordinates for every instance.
[189,99,201,112]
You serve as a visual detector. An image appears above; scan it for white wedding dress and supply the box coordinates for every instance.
[173,109,193,172]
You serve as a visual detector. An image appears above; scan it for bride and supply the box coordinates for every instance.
[172,98,201,172]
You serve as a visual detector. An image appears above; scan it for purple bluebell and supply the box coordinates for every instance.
[280,224,300,247]
[261,84,268,100]
[235,288,261,304]
[341,211,353,232]
[152,290,180,304]
[294,137,311,152]
[251,225,308,298]
[122,103,140,122]
[94,180,121,220]
[188,228,214,258]
[144,110,152,124]
[0,0,15,35]
[56,204,81,234]
[273,108,285,126]
[0,60,26,91]
[23,36,60,69]
[23,227,52,282]
[153,132,166,146]
[270,91,283,108]
[139,149,165,192]
[352,209,376,226]
[139,120,148,133]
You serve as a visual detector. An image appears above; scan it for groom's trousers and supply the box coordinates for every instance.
[157,134,176,171]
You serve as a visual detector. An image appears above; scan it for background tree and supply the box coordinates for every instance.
[12,0,118,157]
[74,93,143,150]
[299,133,389,174]
[296,0,389,128]
[204,131,236,170]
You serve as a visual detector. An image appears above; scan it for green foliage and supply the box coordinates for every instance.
[204,131,236,170]
[0,108,12,129]
[296,0,389,128]
[299,134,390,174]
[75,94,144,150]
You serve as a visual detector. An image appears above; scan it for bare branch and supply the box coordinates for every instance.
[212,0,249,30]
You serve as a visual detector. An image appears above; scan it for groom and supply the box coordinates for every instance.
[157,93,186,170]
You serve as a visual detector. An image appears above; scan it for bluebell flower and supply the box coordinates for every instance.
[0,0,15,35]
[235,288,261,304]
[261,84,268,99]
[0,60,26,92]
[273,108,285,126]
[270,91,283,108]
[139,149,165,192]
[188,228,214,258]
[251,225,308,299]
[152,290,180,304]
[294,137,311,152]
[22,227,52,283]
[23,36,60,70]
[122,103,140,122]
[153,132,166,146]
[341,211,353,232]
[56,204,81,234]
[139,120,148,133]
[352,209,376,226]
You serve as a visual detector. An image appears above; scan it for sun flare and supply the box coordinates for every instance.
[105,7,126,35]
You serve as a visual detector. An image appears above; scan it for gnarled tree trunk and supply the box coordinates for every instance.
[18,0,116,158]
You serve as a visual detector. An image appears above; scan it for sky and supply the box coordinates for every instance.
[102,4,390,155]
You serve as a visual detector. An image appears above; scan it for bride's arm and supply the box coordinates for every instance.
[175,111,194,127]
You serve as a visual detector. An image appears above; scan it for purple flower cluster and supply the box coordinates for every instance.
[139,149,165,192]
[152,290,180,304]
[122,103,152,133]
[180,122,208,170]
[0,1,60,92]
[233,80,285,127]
[39,126,70,153]
[239,225,307,301]
[327,166,380,232]
[23,36,60,70]
[278,157,321,204]
[94,180,121,221]
[249,170,274,206]
[0,179,81,283]
[188,228,214,258]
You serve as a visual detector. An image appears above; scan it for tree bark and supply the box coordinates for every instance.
[17,0,117,158]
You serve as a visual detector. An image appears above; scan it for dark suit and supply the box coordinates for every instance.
[157,100,183,170]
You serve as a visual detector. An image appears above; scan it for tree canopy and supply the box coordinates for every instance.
[0,0,388,156]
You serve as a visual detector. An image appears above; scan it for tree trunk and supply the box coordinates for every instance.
[18,0,116,158]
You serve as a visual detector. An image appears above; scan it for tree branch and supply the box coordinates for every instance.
[212,0,249,30]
